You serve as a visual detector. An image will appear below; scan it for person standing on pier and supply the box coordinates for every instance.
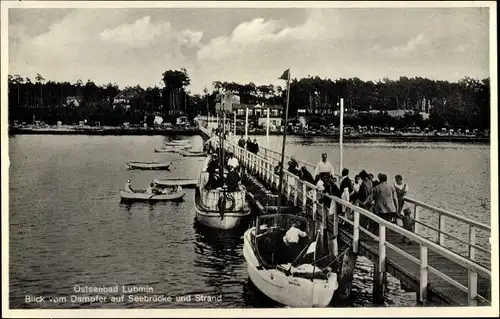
[246,137,253,151]
[238,135,246,148]
[314,153,335,183]
[393,174,409,214]
[372,173,399,224]
[253,139,260,154]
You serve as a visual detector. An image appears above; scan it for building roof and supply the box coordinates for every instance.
[233,103,282,110]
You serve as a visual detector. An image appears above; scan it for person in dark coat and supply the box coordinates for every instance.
[339,168,354,195]
[246,137,253,151]
[238,135,246,148]
[300,166,315,184]
[287,157,299,176]
[226,167,240,191]
[253,139,259,154]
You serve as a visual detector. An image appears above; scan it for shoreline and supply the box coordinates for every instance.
[8,127,490,143]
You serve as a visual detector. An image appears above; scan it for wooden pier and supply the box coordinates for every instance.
[199,126,492,306]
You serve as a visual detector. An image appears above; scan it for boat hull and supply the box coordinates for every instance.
[243,228,338,307]
[165,142,191,148]
[154,148,182,153]
[195,205,250,230]
[194,185,250,230]
[181,151,207,157]
[120,190,185,201]
[154,178,198,188]
[127,162,171,170]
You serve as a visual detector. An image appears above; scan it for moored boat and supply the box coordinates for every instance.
[181,150,207,157]
[154,177,198,188]
[127,161,172,170]
[165,141,192,148]
[194,156,251,230]
[243,213,339,307]
[154,147,183,153]
[120,186,185,201]
[168,139,190,144]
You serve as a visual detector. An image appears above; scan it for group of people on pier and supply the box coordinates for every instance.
[238,135,260,154]
[273,152,415,242]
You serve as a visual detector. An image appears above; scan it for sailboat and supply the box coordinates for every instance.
[243,68,339,307]
[243,213,339,307]
[194,100,251,230]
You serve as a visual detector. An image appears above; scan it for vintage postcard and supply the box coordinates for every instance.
[1,1,498,318]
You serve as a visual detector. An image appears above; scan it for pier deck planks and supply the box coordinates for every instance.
[340,226,491,306]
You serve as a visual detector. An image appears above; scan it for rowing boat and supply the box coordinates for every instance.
[154,147,183,153]
[120,188,185,201]
[153,178,198,188]
[127,161,172,170]
[168,139,190,144]
[165,142,192,148]
[181,151,207,157]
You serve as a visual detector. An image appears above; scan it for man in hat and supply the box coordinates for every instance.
[314,153,335,183]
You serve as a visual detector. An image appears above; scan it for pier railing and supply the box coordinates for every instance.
[223,139,491,305]
[227,137,491,269]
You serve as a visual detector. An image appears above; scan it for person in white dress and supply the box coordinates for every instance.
[393,174,409,214]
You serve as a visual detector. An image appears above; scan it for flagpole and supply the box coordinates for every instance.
[266,108,270,151]
[234,112,237,139]
[277,69,291,214]
[245,107,249,149]
[339,98,344,176]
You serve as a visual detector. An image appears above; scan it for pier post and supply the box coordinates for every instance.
[372,225,386,305]
[286,176,292,204]
[417,245,428,304]
[438,213,445,245]
[312,189,317,221]
[469,226,476,261]
[293,182,298,206]
[468,226,478,306]
[333,246,358,306]
[302,183,307,211]
[413,205,420,235]
[353,210,360,253]
[329,201,339,237]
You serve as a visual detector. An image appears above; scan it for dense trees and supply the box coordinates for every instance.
[8,70,490,131]
[211,76,490,130]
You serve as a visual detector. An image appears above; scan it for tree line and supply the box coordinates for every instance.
[8,71,490,130]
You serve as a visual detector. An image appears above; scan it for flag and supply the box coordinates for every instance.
[278,69,290,81]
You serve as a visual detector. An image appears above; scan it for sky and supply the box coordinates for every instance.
[8,5,491,94]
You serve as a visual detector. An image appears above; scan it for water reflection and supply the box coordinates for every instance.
[192,221,247,306]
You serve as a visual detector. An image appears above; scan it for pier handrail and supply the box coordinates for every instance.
[225,140,491,305]
[226,135,491,267]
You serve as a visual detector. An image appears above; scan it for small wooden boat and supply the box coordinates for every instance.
[154,178,198,188]
[165,141,192,148]
[154,147,183,153]
[181,150,207,157]
[167,139,190,144]
[127,161,172,170]
[243,213,339,307]
[120,187,185,201]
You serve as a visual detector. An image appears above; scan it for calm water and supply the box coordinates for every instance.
[9,135,490,308]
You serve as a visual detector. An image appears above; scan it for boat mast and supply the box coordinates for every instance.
[277,68,291,214]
